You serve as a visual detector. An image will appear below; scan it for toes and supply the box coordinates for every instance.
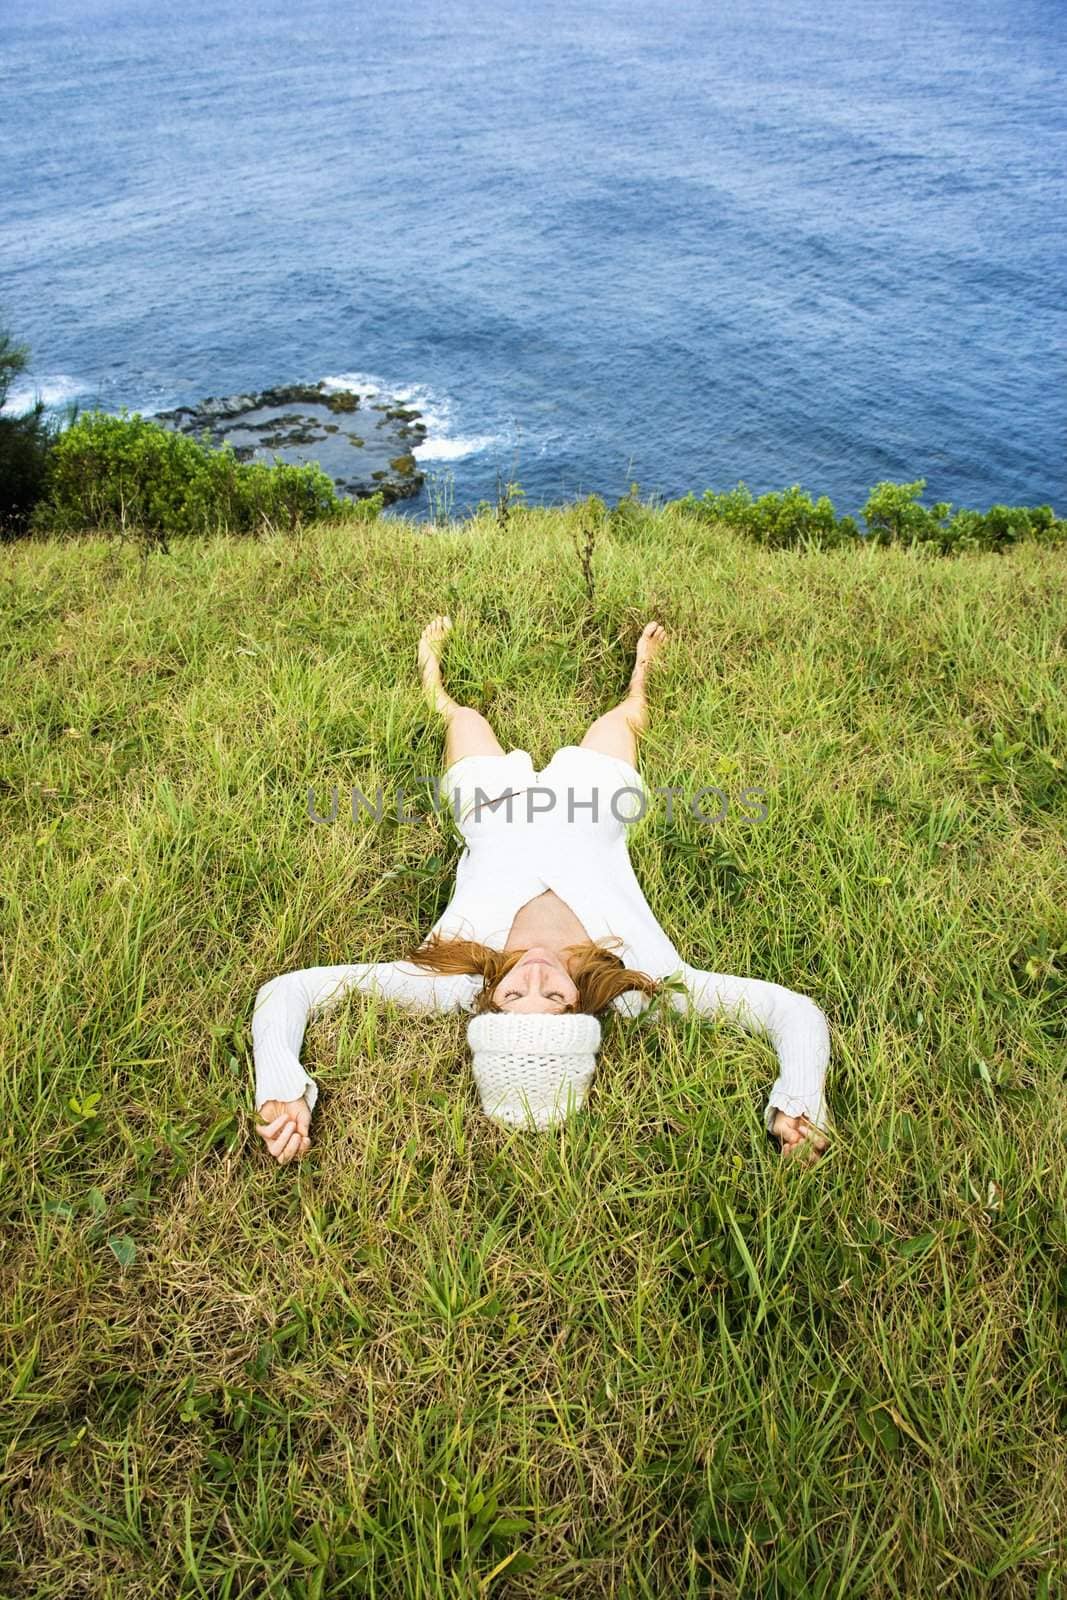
[636,621,666,661]
[418,616,453,666]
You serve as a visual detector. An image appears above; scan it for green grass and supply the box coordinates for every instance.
[1,503,1064,1598]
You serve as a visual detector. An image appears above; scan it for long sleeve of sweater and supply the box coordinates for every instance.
[251,962,479,1113]
[667,964,831,1136]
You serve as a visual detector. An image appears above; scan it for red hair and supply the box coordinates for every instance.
[405,932,660,1016]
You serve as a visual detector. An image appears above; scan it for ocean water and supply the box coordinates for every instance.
[2,0,1064,523]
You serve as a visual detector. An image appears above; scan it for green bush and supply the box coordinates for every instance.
[862,478,1066,553]
[0,324,62,540]
[860,478,939,546]
[673,480,859,549]
[672,476,1065,554]
[32,409,382,548]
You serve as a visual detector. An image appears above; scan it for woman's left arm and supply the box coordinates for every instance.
[668,964,831,1138]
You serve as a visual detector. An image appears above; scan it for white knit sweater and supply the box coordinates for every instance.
[252,774,831,1137]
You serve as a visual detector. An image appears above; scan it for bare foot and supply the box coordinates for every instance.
[417,615,455,714]
[629,620,667,697]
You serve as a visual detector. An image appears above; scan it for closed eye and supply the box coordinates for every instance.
[503,991,566,1002]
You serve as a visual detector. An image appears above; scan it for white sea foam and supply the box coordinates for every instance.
[321,368,451,439]
[319,370,501,465]
[320,370,385,399]
[413,434,499,461]
[1,373,87,414]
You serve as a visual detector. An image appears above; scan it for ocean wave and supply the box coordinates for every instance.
[413,434,500,462]
[319,370,499,465]
[320,369,449,434]
[0,373,88,414]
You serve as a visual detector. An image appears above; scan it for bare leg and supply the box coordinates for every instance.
[418,616,505,767]
[579,621,667,766]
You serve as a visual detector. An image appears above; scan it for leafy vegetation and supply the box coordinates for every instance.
[33,409,382,550]
[0,323,64,540]
[672,476,1066,552]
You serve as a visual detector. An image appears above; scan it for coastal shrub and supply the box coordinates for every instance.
[862,478,1065,553]
[861,478,944,546]
[0,323,63,540]
[673,477,1065,553]
[672,481,858,549]
[32,409,382,548]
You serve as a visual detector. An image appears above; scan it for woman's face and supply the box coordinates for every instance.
[492,947,579,1013]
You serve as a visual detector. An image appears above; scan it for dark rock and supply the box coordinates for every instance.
[325,390,359,413]
[154,378,425,504]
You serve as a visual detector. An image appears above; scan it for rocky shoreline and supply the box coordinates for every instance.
[154,381,427,504]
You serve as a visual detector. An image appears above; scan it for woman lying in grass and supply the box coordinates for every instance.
[253,618,832,1166]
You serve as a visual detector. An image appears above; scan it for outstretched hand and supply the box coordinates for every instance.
[770,1109,829,1163]
[256,1097,312,1164]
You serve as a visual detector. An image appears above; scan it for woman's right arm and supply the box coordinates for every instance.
[252,962,480,1113]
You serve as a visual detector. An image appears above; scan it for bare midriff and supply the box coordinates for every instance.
[504,889,590,954]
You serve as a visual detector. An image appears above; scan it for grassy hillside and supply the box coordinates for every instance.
[2,504,1064,1597]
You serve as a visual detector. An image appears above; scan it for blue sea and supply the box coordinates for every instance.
[2,0,1064,523]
